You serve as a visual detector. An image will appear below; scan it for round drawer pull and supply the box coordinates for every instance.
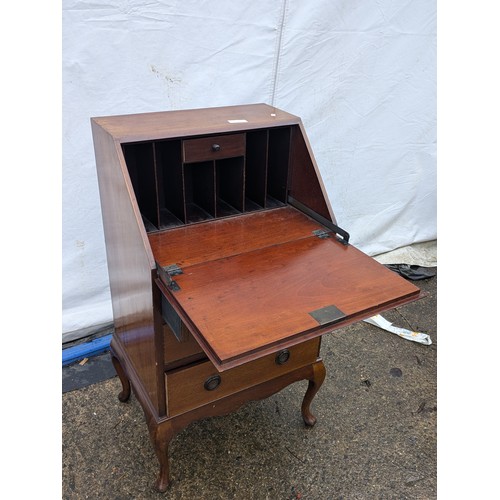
[211,144,221,152]
[204,374,221,391]
[275,349,290,365]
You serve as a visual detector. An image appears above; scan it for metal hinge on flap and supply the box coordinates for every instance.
[157,262,183,291]
[312,227,350,245]
[287,196,350,245]
[312,229,330,239]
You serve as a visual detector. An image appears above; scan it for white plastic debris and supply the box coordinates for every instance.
[363,314,432,345]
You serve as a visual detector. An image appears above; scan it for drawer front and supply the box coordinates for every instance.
[165,337,320,416]
[183,134,245,163]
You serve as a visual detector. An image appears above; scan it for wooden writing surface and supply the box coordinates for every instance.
[149,207,322,268]
[151,207,420,370]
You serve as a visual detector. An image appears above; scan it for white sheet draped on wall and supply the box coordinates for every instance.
[62,0,436,342]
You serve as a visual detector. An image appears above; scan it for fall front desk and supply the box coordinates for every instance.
[91,104,420,491]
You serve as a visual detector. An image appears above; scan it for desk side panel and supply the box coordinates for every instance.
[288,123,337,224]
[91,120,161,414]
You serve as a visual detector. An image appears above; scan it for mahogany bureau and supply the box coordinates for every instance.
[91,104,420,491]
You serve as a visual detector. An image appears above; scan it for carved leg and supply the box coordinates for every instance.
[301,361,326,427]
[111,354,131,403]
[147,419,175,492]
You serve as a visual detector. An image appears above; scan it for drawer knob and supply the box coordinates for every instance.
[204,374,221,391]
[211,144,221,152]
[275,349,290,365]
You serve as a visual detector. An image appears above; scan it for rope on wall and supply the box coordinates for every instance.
[270,0,289,108]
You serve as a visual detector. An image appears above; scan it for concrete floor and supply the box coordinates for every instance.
[62,272,436,499]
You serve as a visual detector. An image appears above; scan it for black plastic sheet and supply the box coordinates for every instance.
[385,264,437,281]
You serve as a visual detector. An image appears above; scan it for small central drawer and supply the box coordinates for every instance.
[183,133,245,163]
[165,337,321,417]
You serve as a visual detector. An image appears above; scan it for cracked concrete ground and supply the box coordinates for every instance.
[62,272,436,499]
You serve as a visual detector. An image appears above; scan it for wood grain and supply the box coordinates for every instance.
[91,103,300,143]
[183,133,245,163]
[91,120,161,412]
[149,206,323,269]
[165,338,320,416]
[289,124,335,223]
[147,360,326,490]
[93,103,422,492]
[167,235,419,365]
[163,323,205,371]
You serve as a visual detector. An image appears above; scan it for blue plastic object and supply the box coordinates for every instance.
[62,333,113,366]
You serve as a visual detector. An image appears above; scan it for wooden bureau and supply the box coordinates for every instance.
[91,103,420,491]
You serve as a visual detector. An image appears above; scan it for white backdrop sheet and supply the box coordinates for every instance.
[62,0,436,342]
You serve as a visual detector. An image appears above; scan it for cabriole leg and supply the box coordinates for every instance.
[301,361,326,427]
[148,419,174,492]
[110,353,131,403]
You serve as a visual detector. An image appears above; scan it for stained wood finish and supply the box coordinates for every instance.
[289,124,335,223]
[301,361,326,426]
[122,142,158,226]
[111,332,325,491]
[267,127,291,203]
[91,121,161,412]
[155,140,185,226]
[163,323,206,371]
[183,133,245,163]
[111,353,131,403]
[92,103,300,143]
[149,206,323,269]
[93,104,422,492]
[115,117,336,233]
[245,129,268,207]
[162,228,419,368]
[165,338,320,416]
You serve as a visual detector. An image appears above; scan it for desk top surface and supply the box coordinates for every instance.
[92,103,300,142]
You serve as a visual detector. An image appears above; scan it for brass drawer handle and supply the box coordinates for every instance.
[211,144,221,152]
[204,374,221,391]
[275,349,290,365]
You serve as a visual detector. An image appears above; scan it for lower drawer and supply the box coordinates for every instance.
[165,338,321,416]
